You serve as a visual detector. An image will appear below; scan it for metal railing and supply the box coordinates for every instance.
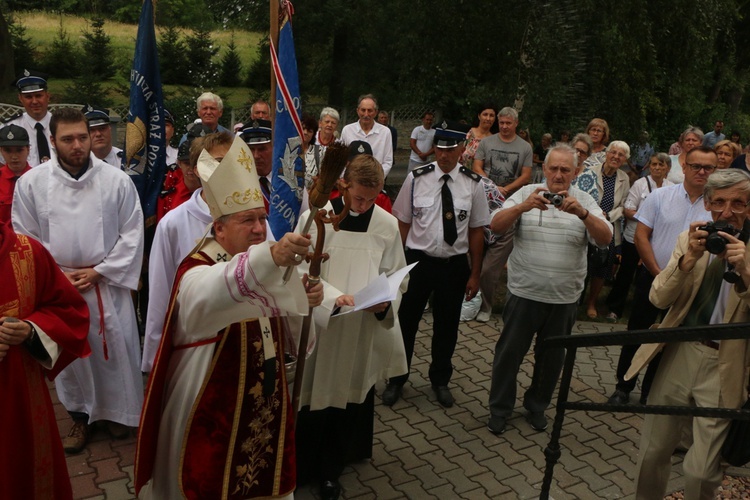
[539,322,750,499]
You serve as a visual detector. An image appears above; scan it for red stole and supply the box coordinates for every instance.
[136,251,296,498]
[0,224,90,500]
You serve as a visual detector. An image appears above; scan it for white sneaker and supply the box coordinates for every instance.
[476,311,491,322]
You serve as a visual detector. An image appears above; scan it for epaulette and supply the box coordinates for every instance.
[459,166,481,182]
[412,163,435,177]
[2,111,24,124]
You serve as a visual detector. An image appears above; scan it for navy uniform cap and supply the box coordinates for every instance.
[348,140,372,160]
[433,120,470,149]
[240,119,272,145]
[177,140,191,161]
[12,69,48,94]
[82,104,111,128]
[164,109,175,125]
[0,124,30,147]
[186,122,214,140]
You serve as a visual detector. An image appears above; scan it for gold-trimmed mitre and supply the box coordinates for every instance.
[197,135,264,220]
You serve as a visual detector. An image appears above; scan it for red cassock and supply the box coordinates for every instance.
[0,222,91,500]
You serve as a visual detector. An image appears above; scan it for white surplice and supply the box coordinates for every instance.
[139,238,309,500]
[142,188,212,372]
[297,203,409,410]
[12,154,145,426]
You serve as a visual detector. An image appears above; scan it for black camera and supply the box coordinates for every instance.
[542,192,566,207]
[699,220,740,254]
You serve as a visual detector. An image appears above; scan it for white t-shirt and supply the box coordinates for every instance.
[409,125,436,163]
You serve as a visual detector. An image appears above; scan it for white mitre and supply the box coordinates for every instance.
[197,135,264,220]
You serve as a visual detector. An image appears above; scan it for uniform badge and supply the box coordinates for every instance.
[6,131,13,140]
[445,211,454,220]
[458,210,467,221]
[23,69,30,77]
[357,144,365,153]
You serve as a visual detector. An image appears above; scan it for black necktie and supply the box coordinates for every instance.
[35,123,51,162]
[441,174,457,245]
[260,176,271,198]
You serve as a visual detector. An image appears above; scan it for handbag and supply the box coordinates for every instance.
[720,398,750,467]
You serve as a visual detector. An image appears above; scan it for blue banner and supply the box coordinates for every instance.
[269,6,305,240]
[124,0,166,225]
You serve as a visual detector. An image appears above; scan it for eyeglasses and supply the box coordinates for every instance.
[575,148,589,156]
[707,199,750,214]
[589,127,604,133]
[686,163,717,173]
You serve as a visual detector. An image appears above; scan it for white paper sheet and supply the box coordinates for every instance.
[333,262,417,316]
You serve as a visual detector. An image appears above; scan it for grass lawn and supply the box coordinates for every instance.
[4,12,266,109]
[14,11,263,66]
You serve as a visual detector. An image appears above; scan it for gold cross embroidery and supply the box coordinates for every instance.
[237,148,254,173]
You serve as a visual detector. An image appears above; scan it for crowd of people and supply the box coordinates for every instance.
[2,69,750,500]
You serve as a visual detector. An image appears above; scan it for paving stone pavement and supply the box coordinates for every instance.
[54,313,749,499]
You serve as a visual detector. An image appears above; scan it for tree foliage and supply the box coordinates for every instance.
[219,33,243,87]
[41,19,81,78]
[81,17,114,79]
[158,25,189,85]
[6,13,37,76]
[184,25,219,88]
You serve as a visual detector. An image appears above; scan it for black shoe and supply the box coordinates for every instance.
[432,385,455,407]
[607,389,630,405]
[487,415,507,435]
[320,480,341,500]
[382,382,403,406]
[526,411,548,431]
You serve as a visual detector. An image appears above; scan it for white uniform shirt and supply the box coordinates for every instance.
[340,121,393,177]
[392,162,489,258]
[4,111,53,167]
[100,146,123,168]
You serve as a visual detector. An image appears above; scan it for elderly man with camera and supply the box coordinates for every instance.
[486,144,612,434]
[632,167,750,500]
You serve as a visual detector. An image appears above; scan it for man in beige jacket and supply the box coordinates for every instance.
[632,167,750,500]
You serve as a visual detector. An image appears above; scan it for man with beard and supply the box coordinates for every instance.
[12,107,144,453]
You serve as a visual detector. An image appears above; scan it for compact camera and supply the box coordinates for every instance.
[542,192,566,207]
[698,220,741,254]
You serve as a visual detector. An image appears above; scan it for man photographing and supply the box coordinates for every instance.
[633,167,750,499]
[486,144,612,434]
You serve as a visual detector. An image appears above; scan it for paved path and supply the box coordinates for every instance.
[54,314,749,498]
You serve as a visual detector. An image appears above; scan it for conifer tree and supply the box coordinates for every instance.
[184,25,219,88]
[219,33,243,87]
[81,17,114,79]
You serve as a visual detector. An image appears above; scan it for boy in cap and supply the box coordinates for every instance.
[0,124,32,224]
[3,69,52,167]
[386,120,489,407]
